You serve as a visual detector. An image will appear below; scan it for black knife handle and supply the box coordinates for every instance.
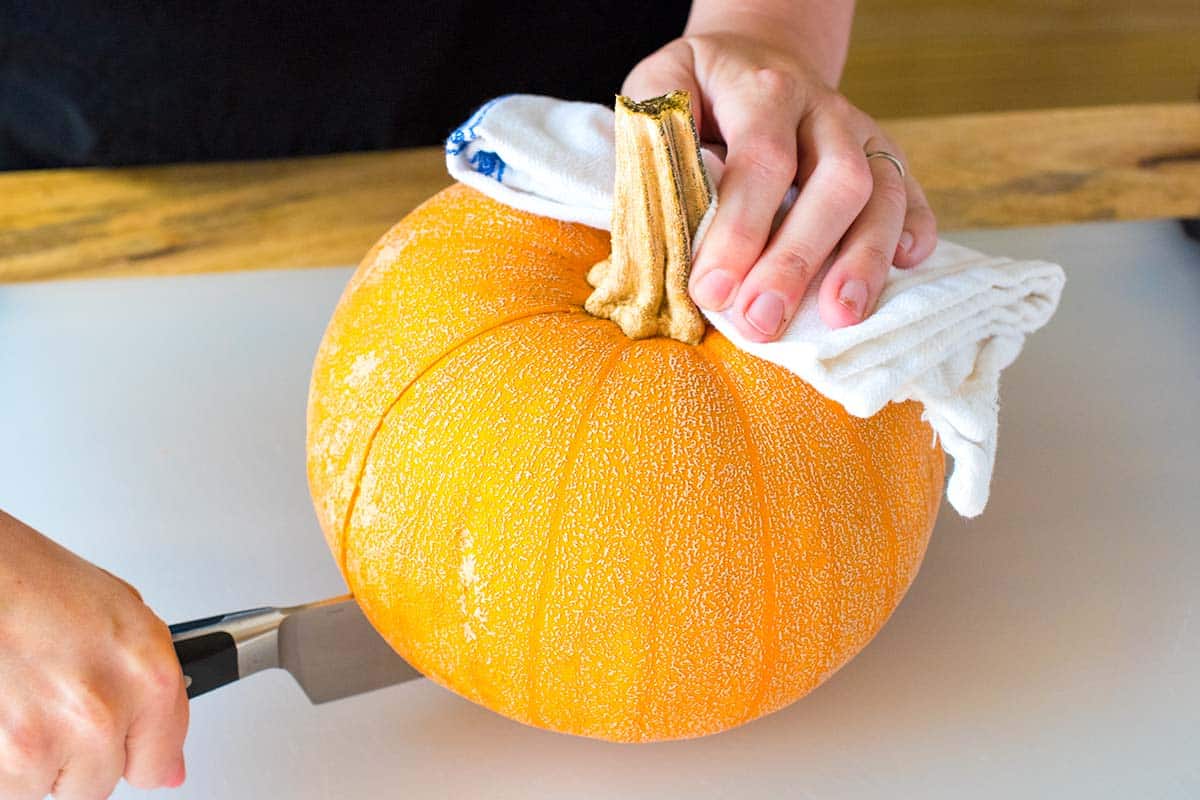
[170,619,239,699]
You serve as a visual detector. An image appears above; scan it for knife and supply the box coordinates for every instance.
[170,594,422,703]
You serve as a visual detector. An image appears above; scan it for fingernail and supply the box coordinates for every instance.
[745,291,786,337]
[838,279,869,320]
[691,269,737,310]
[898,230,915,254]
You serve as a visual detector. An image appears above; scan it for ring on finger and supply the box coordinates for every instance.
[864,150,905,178]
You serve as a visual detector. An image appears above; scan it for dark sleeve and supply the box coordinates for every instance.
[0,0,691,170]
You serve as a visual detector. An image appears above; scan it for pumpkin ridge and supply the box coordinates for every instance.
[694,343,778,721]
[337,305,584,571]
[633,506,666,739]
[631,339,688,739]
[831,403,903,610]
[525,339,637,729]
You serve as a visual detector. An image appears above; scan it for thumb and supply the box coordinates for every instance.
[621,43,704,133]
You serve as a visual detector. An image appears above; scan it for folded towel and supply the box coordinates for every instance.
[446,94,1066,517]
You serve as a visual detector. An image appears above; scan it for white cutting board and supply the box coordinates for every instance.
[1,220,1198,799]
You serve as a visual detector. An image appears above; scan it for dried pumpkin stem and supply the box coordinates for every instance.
[585,91,714,345]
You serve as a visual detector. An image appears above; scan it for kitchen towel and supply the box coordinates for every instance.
[446,94,1066,517]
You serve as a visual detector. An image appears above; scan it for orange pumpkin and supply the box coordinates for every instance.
[307,93,943,742]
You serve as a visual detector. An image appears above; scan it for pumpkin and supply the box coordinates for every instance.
[307,92,943,742]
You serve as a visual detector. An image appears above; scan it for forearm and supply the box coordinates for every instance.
[684,0,855,87]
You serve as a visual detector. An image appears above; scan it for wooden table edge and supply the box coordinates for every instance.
[2,101,1197,284]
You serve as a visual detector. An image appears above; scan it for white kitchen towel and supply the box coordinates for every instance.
[446,95,1066,517]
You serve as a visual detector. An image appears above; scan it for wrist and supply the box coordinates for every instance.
[683,1,853,87]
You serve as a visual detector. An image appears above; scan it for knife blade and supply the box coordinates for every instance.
[170,595,422,703]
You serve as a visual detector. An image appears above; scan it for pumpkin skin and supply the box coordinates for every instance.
[307,183,944,742]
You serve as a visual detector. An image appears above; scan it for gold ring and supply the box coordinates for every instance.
[865,151,906,178]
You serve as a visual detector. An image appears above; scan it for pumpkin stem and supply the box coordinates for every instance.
[585,91,714,345]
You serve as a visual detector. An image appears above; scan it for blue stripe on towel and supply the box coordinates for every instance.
[444,95,512,155]
[469,150,506,182]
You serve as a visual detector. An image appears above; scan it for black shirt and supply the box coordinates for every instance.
[0,0,690,169]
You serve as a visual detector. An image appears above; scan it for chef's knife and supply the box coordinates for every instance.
[170,595,422,703]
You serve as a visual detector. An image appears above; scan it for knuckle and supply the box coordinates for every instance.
[143,660,184,699]
[767,243,820,285]
[749,67,798,101]
[823,92,855,118]
[855,242,895,271]
[125,642,184,700]
[821,92,867,128]
[132,604,169,634]
[716,217,764,259]
[0,720,50,773]
[824,154,873,206]
[68,688,120,742]
[735,137,796,179]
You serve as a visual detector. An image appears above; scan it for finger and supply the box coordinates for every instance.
[0,670,62,799]
[44,674,129,800]
[122,635,189,790]
[894,173,938,267]
[687,71,804,313]
[727,102,873,341]
[0,772,51,800]
[0,731,59,800]
[818,136,909,328]
[51,744,125,800]
[621,42,704,128]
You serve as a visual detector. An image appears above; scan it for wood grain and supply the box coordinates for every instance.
[845,0,1200,118]
[1,103,1198,283]
[888,102,1200,229]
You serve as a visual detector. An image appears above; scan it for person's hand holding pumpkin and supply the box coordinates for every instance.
[622,0,937,340]
[0,510,188,799]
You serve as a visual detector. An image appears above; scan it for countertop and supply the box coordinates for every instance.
[1,219,1198,798]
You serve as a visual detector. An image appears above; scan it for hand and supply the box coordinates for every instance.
[623,30,937,339]
[0,511,188,799]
